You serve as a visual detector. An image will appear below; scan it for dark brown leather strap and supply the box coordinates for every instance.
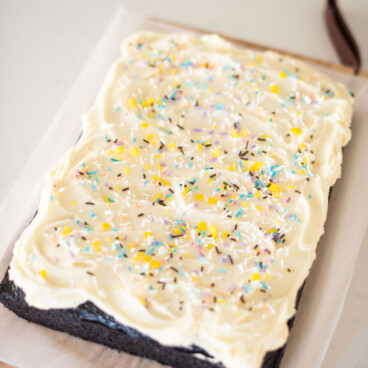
[325,0,361,74]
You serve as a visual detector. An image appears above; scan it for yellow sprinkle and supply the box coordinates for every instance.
[192,276,198,282]
[182,187,190,197]
[269,183,283,198]
[139,297,148,307]
[222,230,229,239]
[143,255,152,263]
[146,134,156,143]
[198,222,207,231]
[255,56,263,63]
[206,244,215,249]
[208,197,217,205]
[230,129,240,138]
[101,223,111,230]
[124,167,130,176]
[255,206,263,210]
[248,161,263,172]
[61,226,72,235]
[144,231,153,239]
[291,127,302,136]
[71,201,76,206]
[279,71,287,79]
[226,163,236,171]
[130,146,139,156]
[251,273,261,281]
[287,185,295,190]
[114,147,123,156]
[141,122,149,128]
[270,85,279,94]
[92,240,101,247]
[169,142,176,149]
[39,269,47,279]
[212,148,221,158]
[133,252,143,261]
[128,98,138,108]
[150,260,161,269]
[195,193,204,201]
[209,225,218,237]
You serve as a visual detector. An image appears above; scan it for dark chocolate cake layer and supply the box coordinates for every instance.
[0,270,302,368]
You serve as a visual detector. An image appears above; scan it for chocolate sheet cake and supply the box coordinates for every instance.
[0,32,353,367]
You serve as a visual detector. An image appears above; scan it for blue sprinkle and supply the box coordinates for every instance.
[118,249,126,258]
[243,285,253,293]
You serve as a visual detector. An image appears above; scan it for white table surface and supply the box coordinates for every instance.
[0,1,367,367]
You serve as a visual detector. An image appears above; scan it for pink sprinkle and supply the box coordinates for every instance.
[286,197,291,203]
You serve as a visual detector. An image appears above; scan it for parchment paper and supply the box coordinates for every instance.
[0,7,367,368]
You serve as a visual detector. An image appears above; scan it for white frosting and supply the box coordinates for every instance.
[9,32,353,368]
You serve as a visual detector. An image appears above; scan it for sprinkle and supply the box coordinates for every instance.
[251,273,261,281]
[150,260,161,269]
[248,161,263,172]
[128,98,138,108]
[208,197,217,205]
[270,85,279,94]
[140,297,148,308]
[101,223,111,230]
[291,127,302,136]
[61,226,72,235]
[39,270,47,279]
[279,71,287,79]
[195,194,204,201]
[198,222,207,231]
[209,225,218,237]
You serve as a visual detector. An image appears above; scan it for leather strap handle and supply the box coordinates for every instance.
[325,0,361,74]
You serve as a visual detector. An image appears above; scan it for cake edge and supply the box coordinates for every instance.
[0,269,302,368]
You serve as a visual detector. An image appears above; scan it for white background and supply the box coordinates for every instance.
[0,1,367,367]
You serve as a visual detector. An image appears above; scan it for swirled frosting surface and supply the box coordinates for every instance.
[9,32,353,368]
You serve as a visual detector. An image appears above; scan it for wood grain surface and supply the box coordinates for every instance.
[0,362,15,368]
